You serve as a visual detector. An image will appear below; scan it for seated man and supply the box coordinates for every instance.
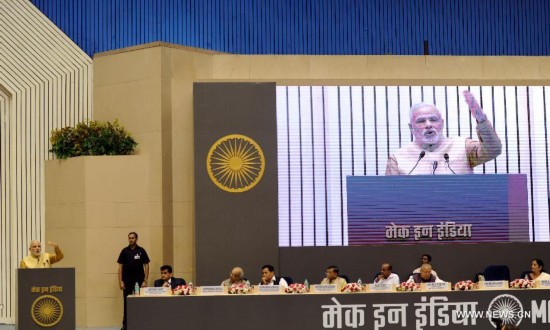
[221,267,246,286]
[260,264,288,288]
[321,265,347,291]
[412,254,438,277]
[20,240,64,268]
[374,263,400,285]
[408,264,444,283]
[153,265,186,289]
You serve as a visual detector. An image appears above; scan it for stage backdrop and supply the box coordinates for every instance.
[195,83,550,285]
[194,83,279,285]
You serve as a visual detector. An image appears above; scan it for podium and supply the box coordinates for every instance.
[347,174,529,245]
[17,268,75,329]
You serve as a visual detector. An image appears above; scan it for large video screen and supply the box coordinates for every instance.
[277,86,550,246]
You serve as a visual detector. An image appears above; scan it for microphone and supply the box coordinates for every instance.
[408,151,426,175]
[444,153,456,174]
[432,161,438,175]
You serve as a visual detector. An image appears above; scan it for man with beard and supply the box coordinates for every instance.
[385,91,502,175]
[20,240,64,268]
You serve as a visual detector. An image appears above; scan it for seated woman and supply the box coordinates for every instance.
[528,259,550,281]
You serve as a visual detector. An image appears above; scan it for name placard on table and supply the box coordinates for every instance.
[311,284,337,293]
[141,287,171,296]
[478,280,509,290]
[535,280,550,288]
[421,282,451,292]
[366,283,394,292]
[197,286,228,295]
[256,285,283,294]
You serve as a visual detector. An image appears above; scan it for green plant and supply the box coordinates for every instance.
[50,120,138,159]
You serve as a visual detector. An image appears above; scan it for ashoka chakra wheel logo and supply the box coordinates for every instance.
[31,295,63,327]
[488,294,523,327]
[207,134,265,193]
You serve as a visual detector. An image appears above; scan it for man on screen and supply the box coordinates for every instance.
[385,91,502,175]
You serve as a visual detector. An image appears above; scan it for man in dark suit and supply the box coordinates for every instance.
[153,265,186,289]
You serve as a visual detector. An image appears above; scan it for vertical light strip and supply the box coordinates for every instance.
[0,87,12,321]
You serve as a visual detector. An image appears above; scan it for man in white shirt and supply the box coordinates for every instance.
[259,264,288,288]
[386,91,501,175]
[374,263,400,285]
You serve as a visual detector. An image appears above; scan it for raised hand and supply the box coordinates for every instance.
[462,90,486,122]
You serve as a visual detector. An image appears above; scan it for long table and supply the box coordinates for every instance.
[128,289,550,329]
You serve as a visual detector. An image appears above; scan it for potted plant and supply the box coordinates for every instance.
[50,120,137,159]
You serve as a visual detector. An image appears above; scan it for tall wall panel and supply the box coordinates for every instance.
[0,0,92,323]
[31,0,550,57]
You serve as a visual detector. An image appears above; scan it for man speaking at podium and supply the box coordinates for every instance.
[385,91,502,175]
[20,240,64,268]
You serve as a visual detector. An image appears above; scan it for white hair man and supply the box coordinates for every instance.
[20,240,64,268]
[386,91,502,175]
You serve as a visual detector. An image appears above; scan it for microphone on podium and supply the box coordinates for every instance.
[408,151,426,175]
[444,153,456,174]
[432,161,438,175]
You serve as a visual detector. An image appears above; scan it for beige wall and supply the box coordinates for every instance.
[45,156,152,327]
[46,42,550,327]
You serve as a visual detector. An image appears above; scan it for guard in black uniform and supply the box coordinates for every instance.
[117,231,150,330]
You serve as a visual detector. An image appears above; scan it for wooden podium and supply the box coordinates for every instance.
[17,268,75,329]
